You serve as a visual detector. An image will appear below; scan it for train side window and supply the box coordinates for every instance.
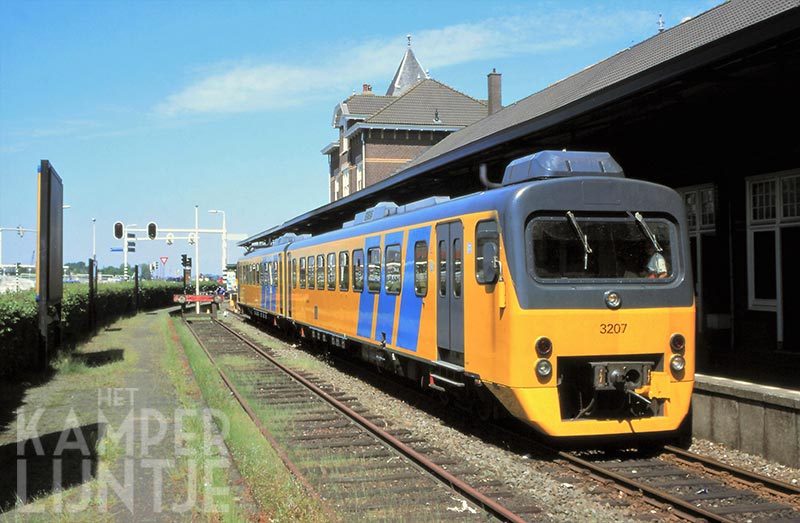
[275,260,280,287]
[385,244,402,295]
[339,251,349,291]
[453,238,462,298]
[263,262,269,285]
[414,241,428,297]
[327,253,336,290]
[316,254,325,289]
[475,220,499,284]
[352,249,364,292]
[292,258,297,289]
[307,256,315,289]
[367,246,381,293]
[438,240,447,296]
[299,257,306,289]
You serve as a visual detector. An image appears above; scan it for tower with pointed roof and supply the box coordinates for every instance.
[323,37,488,202]
[386,35,427,96]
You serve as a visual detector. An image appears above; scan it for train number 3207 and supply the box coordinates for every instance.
[600,323,628,334]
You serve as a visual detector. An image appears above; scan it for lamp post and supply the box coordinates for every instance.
[195,205,200,314]
[208,209,227,280]
[92,218,96,262]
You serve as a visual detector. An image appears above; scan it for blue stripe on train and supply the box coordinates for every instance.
[357,235,381,338]
[374,231,404,345]
[396,226,430,352]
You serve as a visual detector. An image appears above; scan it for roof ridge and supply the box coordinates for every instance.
[366,78,486,123]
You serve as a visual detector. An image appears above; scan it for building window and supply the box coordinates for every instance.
[746,170,799,311]
[680,185,716,233]
[750,179,776,222]
[356,161,364,191]
[782,174,800,219]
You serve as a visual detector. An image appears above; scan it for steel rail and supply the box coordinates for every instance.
[664,444,800,497]
[212,317,530,523]
[558,450,737,523]
[182,318,340,522]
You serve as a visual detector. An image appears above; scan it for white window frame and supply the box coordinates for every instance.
[745,169,800,316]
[680,184,716,234]
[356,159,364,191]
[677,184,717,333]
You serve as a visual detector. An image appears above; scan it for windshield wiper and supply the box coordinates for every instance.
[634,211,662,252]
[567,211,592,270]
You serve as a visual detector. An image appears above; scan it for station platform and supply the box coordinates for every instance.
[691,341,799,468]
[0,309,250,521]
[697,347,799,391]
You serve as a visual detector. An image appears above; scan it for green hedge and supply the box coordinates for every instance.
[0,281,184,377]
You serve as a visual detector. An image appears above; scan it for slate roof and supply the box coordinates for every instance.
[386,45,427,96]
[403,0,800,171]
[366,79,487,127]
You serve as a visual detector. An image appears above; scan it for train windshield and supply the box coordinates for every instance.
[527,212,676,281]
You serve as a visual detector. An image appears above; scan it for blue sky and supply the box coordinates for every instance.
[0,0,721,278]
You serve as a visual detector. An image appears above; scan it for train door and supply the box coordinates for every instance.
[278,255,284,316]
[436,221,465,366]
[286,253,293,318]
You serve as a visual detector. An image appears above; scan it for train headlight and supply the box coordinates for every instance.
[535,358,553,378]
[604,290,622,310]
[535,336,552,357]
[670,333,686,352]
[670,355,686,372]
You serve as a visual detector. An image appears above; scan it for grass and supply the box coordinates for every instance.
[170,317,332,522]
[159,316,246,522]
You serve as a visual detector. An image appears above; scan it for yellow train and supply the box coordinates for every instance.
[236,151,694,442]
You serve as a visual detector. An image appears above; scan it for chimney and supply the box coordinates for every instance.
[362,83,372,93]
[487,68,502,115]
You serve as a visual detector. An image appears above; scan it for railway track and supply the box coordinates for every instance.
[220,308,799,522]
[561,446,800,523]
[183,315,539,523]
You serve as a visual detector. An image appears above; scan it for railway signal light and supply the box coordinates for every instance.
[181,254,187,267]
[113,221,124,239]
[147,222,157,240]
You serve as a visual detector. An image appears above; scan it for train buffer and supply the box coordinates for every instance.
[173,294,223,305]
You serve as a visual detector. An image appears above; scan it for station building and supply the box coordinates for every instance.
[322,39,490,202]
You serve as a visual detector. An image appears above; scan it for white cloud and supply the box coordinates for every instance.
[155,8,654,117]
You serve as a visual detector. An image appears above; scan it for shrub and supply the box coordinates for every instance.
[0,281,184,377]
